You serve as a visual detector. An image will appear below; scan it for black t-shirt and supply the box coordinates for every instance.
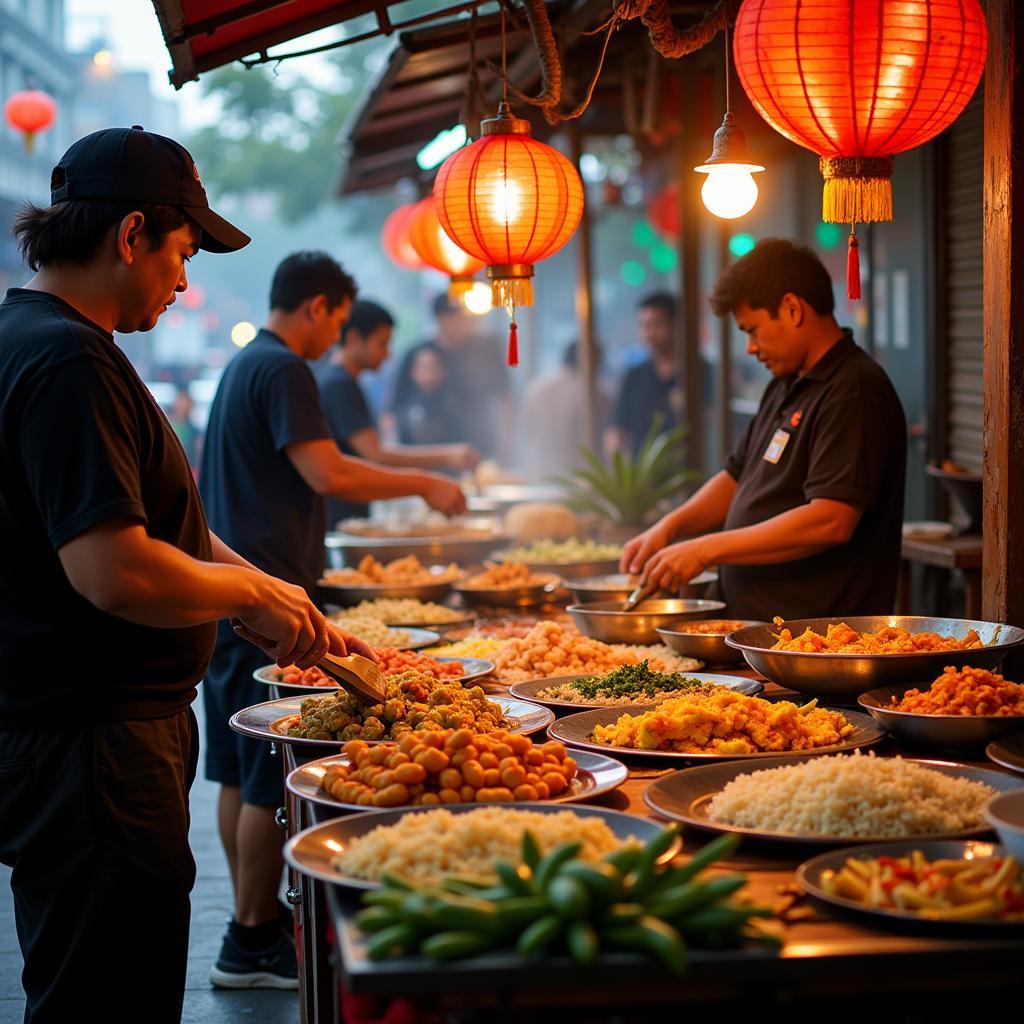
[316,361,375,526]
[719,332,907,620]
[0,288,215,725]
[612,358,683,455]
[200,329,332,593]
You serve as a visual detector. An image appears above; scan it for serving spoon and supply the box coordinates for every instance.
[316,652,388,705]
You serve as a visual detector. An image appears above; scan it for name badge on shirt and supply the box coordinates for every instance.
[763,428,791,464]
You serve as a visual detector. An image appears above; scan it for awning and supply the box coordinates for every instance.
[150,0,441,89]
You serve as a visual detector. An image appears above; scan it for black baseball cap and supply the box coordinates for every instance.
[49,125,250,253]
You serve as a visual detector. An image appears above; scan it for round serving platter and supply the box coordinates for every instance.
[547,705,885,762]
[987,733,1024,774]
[286,748,630,812]
[317,572,464,606]
[643,757,1023,845]
[508,672,764,714]
[253,656,494,696]
[797,840,1024,930]
[283,802,679,890]
[230,694,554,752]
[321,624,441,651]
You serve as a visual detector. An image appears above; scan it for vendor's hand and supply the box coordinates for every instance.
[422,475,467,517]
[448,444,482,472]
[232,575,329,669]
[328,624,378,663]
[639,538,710,595]
[620,519,673,575]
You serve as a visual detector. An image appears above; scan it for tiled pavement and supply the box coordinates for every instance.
[0,698,299,1023]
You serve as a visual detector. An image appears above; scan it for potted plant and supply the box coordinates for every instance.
[550,418,702,542]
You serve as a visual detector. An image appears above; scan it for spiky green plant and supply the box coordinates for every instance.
[550,418,703,527]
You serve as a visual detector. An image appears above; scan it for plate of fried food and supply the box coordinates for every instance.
[319,555,464,604]
[725,615,1024,700]
[858,666,1024,749]
[324,613,439,651]
[285,729,629,811]
[798,840,1024,928]
[509,662,763,713]
[644,752,1021,844]
[453,561,561,608]
[547,689,884,761]
[340,597,476,632]
[231,677,553,751]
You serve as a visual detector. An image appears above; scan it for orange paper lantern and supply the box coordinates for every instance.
[381,203,427,271]
[4,89,57,155]
[434,104,584,315]
[407,196,484,296]
[734,0,987,296]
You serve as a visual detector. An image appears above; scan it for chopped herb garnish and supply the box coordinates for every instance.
[573,661,707,699]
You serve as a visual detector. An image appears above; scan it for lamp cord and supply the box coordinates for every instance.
[501,4,508,105]
[724,19,731,113]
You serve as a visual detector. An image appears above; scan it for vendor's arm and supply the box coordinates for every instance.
[285,439,466,516]
[639,498,862,592]
[209,530,258,570]
[59,519,333,666]
[621,470,737,573]
[345,425,480,473]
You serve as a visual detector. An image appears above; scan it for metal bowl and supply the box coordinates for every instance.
[317,569,464,606]
[325,522,508,568]
[857,683,1024,749]
[493,555,623,581]
[726,616,1024,701]
[656,620,767,666]
[453,573,562,608]
[567,599,727,645]
[568,571,718,604]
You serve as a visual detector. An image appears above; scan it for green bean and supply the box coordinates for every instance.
[567,921,599,965]
[548,876,591,919]
[670,832,742,885]
[365,922,416,960]
[516,914,563,958]
[420,931,494,961]
[533,841,583,890]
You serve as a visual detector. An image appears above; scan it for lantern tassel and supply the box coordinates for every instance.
[846,230,861,302]
[507,318,519,368]
[490,277,533,310]
[822,176,892,225]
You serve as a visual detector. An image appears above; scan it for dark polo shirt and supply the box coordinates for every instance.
[719,331,906,620]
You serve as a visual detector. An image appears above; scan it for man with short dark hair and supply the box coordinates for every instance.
[317,298,480,526]
[200,255,465,989]
[622,238,907,620]
[605,290,683,458]
[0,127,344,1024]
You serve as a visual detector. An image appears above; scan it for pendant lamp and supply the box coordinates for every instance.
[733,0,987,298]
[381,203,427,271]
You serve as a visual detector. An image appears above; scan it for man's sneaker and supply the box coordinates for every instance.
[209,930,299,990]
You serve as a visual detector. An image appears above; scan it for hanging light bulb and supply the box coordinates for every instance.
[462,281,493,315]
[694,22,764,220]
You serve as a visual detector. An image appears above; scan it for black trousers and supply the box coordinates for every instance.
[0,709,199,1024]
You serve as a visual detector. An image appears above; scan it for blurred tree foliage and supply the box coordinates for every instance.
[186,45,385,223]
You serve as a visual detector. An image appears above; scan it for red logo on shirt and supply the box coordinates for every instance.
[790,410,803,428]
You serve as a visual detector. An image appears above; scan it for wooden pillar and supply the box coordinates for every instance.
[982,0,1024,637]
[569,126,599,452]
[676,64,705,474]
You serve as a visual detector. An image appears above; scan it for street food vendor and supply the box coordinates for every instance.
[622,239,907,621]
[317,298,481,527]
[199,252,465,989]
[0,129,342,1024]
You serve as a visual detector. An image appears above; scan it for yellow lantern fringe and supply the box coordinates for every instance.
[822,176,893,225]
[447,278,474,298]
[491,277,533,310]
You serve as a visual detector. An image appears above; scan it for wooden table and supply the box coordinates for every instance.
[279,668,1024,1022]
[898,534,983,618]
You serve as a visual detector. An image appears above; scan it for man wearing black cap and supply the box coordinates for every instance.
[0,127,365,1024]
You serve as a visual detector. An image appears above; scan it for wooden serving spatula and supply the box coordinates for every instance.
[316,652,388,705]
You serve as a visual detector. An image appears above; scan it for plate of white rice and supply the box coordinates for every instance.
[644,751,1023,844]
[283,803,675,889]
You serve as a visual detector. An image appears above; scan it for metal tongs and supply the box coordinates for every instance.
[622,580,654,612]
[316,652,388,705]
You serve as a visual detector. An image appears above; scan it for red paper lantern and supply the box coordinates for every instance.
[647,183,680,240]
[734,0,987,297]
[4,89,57,155]
[407,196,484,295]
[434,104,583,318]
[381,203,427,271]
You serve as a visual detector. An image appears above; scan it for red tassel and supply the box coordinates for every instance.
[507,320,519,367]
[846,231,861,300]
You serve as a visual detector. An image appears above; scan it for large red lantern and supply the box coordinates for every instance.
[4,89,57,155]
[407,195,484,296]
[434,103,584,364]
[733,0,987,297]
[381,203,427,271]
